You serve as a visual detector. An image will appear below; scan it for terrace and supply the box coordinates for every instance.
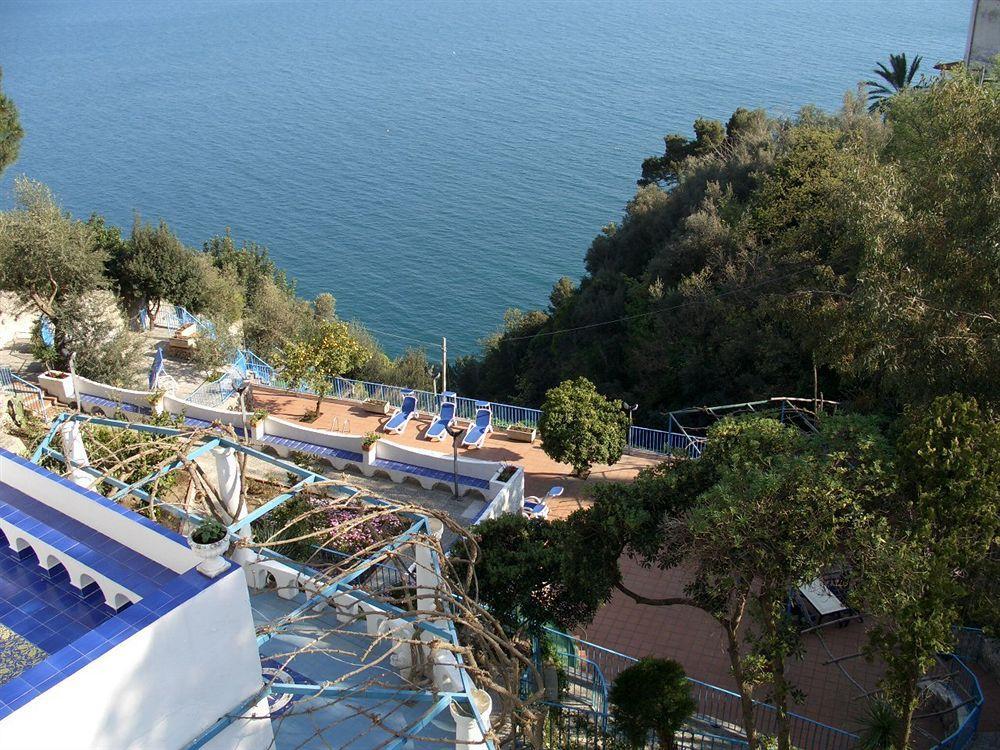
[3,305,995,749]
[248,383,661,516]
[19,413,502,750]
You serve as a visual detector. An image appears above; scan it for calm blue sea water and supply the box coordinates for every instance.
[0,1,968,357]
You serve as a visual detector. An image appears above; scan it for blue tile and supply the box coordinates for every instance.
[0,677,33,703]
[5,688,40,712]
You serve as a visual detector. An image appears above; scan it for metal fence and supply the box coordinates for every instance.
[934,631,987,750]
[628,425,706,458]
[530,702,748,750]
[540,627,860,750]
[187,372,237,408]
[0,367,48,418]
[320,376,683,456]
[931,654,983,750]
[233,349,276,385]
[151,304,216,336]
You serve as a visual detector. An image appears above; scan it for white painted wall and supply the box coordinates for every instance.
[0,570,273,750]
[76,377,155,412]
[162,394,248,430]
[375,439,501,482]
[264,415,365,455]
[473,468,524,524]
[0,453,197,573]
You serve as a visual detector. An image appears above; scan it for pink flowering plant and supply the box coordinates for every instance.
[262,495,408,561]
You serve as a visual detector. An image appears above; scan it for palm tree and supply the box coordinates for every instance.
[866,53,923,111]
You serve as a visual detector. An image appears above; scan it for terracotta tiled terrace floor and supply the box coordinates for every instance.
[249,385,663,512]
[249,385,998,739]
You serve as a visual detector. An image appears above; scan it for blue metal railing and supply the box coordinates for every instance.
[540,626,860,750]
[629,425,706,458]
[233,348,275,385]
[152,303,216,336]
[931,654,983,750]
[554,651,609,720]
[538,700,749,750]
[187,371,236,408]
[291,374,683,456]
[0,367,48,417]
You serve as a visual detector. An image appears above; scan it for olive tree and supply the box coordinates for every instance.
[854,395,1000,750]
[0,179,108,365]
[538,377,628,477]
[558,416,871,750]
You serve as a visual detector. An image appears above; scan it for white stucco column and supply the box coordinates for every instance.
[59,420,94,488]
[211,446,255,566]
[211,446,244,525]
[414,518,445,614]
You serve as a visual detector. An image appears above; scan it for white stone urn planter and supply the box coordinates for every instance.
[39,370,74,402]
[450,688,493,748]
[187,532,230,578]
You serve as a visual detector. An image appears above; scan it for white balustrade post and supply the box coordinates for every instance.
[413,518,444,614]
[59,420,94,488]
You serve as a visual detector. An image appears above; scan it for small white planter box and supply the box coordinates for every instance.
[38,370,74,402]
[362,399,391,415]
[506,426,536,443]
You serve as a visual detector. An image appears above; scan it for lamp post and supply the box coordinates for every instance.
[234,377,248,438]
[445,421,465,499]
[625,402,638,451]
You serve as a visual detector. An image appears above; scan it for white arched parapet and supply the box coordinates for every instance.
[248,559,304,600]
[0,517,141,610]
[333,592,361,625]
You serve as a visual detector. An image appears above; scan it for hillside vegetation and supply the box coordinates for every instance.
[454,72,1000,420]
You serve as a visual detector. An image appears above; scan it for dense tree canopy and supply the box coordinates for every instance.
[538,377,629,477]
[454,71,1000,420]
[609,658,695,750]
[0,178,107,323]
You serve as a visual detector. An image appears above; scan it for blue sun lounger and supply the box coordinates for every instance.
[461,401,493,449]
[425,391,457,441]
[523,485,564,520]
[384,390,418,434]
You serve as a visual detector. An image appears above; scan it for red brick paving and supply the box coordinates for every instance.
[250,386,998,737]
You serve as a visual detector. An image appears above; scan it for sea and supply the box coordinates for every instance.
[0,1,969,357]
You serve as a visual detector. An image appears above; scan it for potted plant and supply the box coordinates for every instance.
[38,369,75,402]
[506,421,537,443]
[246,408,268,439]
[362,397,391,415]
[187,518,230,578]
[147,388,166,415]
[361,432,381,451]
